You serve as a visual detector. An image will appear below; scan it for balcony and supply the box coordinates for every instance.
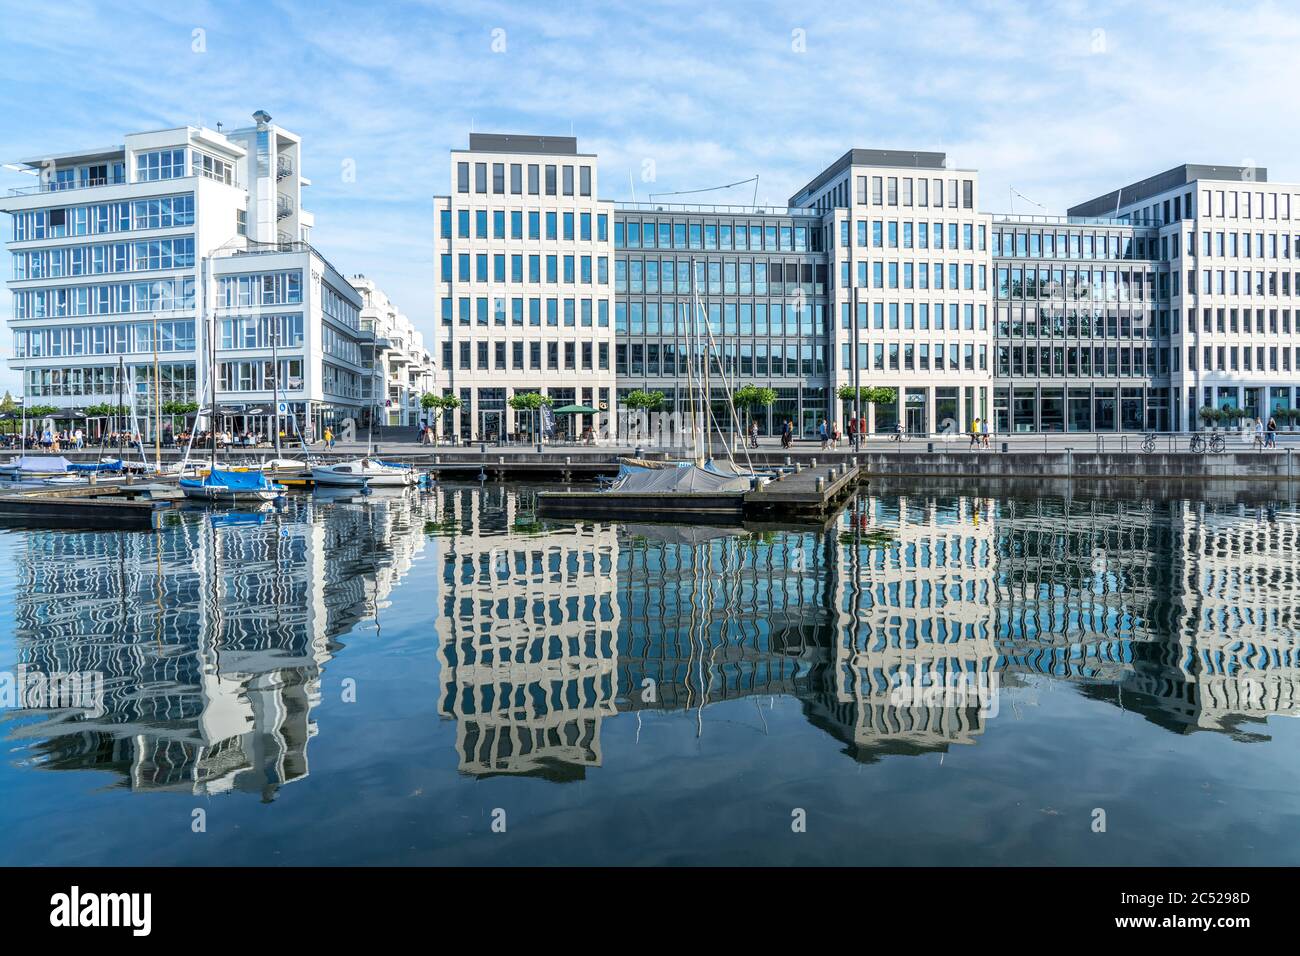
[276,155,294,181]
[276,193,294,219]
[7,170,132,197]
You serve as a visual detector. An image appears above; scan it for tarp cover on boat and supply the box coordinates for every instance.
[7,456,71,472]
[612,464,750,494]
[68,459,122,473]
[184,469,276,490]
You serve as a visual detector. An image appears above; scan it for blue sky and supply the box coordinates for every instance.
[3,0,1300,394]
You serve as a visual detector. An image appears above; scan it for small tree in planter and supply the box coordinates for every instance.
[508,391,551,444]
[734,384,776,438]
[622,389,665,444]
[1198,406,1220,430]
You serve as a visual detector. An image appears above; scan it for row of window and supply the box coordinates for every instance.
[841,260,988,292]
[996,308,1169,340]
[840,342,990,373]
[813,174,975,213]
[456,160,593,198]
[441,252,610,285]
[441,208,609,243]
[617,258,827,296]
[618,300,828,336]
[12,277,194,318]
[1197,187,1298,221]
[997,345,1167,379]
[1178,230,1300,261]
[839,219,986,252]
[218,314,305,349]
[321,282,360,330]
[1185,268,1299,297]
[13,320,196,358]
[45,161,126,191]
[10,194,194,241]
[217,271,303,309]
[23,363,195,398]
[837,301,989,332]
[11,236,195,279]
[615,219,821,253]
[992,230,1156,261]
[322,363,361,399]
[218,358,305,393]
[617,342,829,378]
[440,296,611,328]
[1183,307,1300,336]
[996,267,1164,302]
[322,324,362,366]
[444,338,610,372]
[1186,345,1300,374]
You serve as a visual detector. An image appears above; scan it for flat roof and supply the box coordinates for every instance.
[1068,163,1268,217]
[789,148,949,205]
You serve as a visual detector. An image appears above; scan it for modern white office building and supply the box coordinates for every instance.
[3,110,369,441]
[1070,165,1300,430]
[349,274,435,429]
[432,134,617,443]
[792,150,994,435]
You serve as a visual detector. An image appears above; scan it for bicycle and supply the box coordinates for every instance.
[1189,433,1226,454]
[890,430,911,443]
[1141,433,1157,453]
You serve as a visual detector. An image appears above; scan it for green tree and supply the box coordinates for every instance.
[733,384,776,432]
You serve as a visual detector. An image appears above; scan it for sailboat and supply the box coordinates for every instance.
[310,339,419,488]
[177,275,286,503]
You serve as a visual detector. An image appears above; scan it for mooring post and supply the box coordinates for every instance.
[1065,446,1072,478]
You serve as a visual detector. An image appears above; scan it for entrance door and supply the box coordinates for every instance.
[905,403,926,435]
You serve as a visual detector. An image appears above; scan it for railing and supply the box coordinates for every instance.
[616,200,821,217]
[7,172,130,197]
[990,213,1162,228]
[276,156,294,181]
[276,194,294,219]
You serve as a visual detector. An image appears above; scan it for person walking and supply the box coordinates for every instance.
[980,416,991,449]
[1254,417,1266,452]
[969,417,981,450]
[324,426,334,449]
[1267,415,1278,449]
[749,420,759,448]
[819,418,829,450]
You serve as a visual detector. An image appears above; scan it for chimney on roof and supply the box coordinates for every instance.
[253,110,272,127]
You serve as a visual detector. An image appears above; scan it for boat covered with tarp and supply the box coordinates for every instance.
[0,455,73,478]
[180,468,286,502]
[610,463,753,494]
[68,458,123,473]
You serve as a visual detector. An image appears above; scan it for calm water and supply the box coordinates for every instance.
[2,483,1299,866]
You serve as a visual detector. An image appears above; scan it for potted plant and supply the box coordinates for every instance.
[1198,406,1219,431]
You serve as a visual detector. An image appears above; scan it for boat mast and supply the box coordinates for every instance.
[271,318,282,459]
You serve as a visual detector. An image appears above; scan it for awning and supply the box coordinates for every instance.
[551,404,599,414]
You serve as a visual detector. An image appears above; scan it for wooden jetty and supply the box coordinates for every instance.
[0,483,175,530]
[537,462,860,523]
[744,463,860,518]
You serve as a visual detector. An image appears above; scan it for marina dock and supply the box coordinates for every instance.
[0,484,175,529]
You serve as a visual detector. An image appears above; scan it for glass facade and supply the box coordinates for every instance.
[992,217,1173,431]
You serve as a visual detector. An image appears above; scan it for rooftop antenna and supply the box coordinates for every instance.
[629,172,636,203]
[1009,186,1045,216]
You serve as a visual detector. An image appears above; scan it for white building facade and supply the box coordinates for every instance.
[3,111,368,441]
[791,150,994,435]
[1070,164,1300,430]
[349,275,435,429]
[432,134,617,443]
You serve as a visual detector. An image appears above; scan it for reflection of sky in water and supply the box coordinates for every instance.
[1,485,1298,865]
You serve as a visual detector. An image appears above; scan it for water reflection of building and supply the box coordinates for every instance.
[810,495,1000,760]
[616,524,836,715]
[434,486,620,780]
[7,495,428,799]
[991,494,1300,739]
